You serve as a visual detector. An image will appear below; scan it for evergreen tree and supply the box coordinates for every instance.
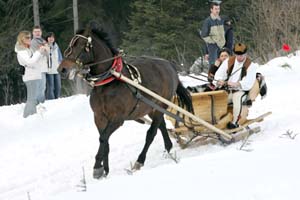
[122,0,203,69]
[0,0,32,105]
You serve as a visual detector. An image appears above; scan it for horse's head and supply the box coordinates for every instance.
[59,26,117,80]
[58,28,94,80]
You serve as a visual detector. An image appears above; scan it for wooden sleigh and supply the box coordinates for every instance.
[167,90,271,148]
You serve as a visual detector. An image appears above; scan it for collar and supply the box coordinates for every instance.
[91,56,123,87]
[210,14,221,20]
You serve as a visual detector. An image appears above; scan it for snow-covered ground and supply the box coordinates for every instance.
[1,55,300,200]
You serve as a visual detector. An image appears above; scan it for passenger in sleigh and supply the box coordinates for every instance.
[186,47,231,93]
[213,43,266,129]
[207,47,231,90]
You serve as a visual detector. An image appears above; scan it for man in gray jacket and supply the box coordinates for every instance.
[31,25,49,103]
[201,1,225,65]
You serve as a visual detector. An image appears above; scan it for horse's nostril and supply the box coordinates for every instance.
[59,68,68,79]
[61,68,67,74]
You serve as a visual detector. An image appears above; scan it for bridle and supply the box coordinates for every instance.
[64,34,93,67]
[64,34,119,70]
[63,33,125,86]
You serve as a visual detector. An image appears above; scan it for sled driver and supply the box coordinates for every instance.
[214,43,258,129]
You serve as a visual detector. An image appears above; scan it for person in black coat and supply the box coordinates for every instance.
[207,47,231,84]
[223,16,234,54]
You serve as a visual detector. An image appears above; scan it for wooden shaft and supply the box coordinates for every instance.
[111,70,233,141]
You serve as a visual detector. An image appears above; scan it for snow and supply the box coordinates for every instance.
[1,55,300,200]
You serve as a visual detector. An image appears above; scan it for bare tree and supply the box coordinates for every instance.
[32,0,40,26]
[237,0,300,63]
[73,0,79,34]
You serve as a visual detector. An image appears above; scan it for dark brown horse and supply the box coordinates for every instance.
[59,26,193,179]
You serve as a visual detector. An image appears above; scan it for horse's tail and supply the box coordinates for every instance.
[176,81,194,114]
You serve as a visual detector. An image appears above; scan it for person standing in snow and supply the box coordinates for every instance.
[31,25,49,103]
[201,1,225,65]
[223,16,234,54]
[45,32,63,100]
[15,31,48,118]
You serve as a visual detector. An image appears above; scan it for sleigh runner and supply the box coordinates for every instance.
[167,90,271,148]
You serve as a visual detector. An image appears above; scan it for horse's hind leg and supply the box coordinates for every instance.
[93,117,123,179]
[159,118,173,152]
[135,112,164,169]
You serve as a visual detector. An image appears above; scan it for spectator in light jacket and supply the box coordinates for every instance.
[45,32,63,99]
[15,30,47,118]
[31,25,49,103]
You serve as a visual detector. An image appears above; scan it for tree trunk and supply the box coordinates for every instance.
[73,0,79,34]
[32,0,40,26]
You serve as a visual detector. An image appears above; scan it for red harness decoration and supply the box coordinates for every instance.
[94,56,123,86]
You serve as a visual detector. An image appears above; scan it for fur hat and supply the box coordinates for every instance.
[209,0,222,4]
[233,43,247,55]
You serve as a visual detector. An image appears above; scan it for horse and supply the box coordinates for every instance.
[58,25,194,179]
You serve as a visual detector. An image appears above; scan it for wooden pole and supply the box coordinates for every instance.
[111,70,233,141]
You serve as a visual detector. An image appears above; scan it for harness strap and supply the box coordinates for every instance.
[126,62,142,84]
[86,57,143,87]
[126,84,184,122]
[137,93,185,123]
[209,95,217,125]
[87,56,123,87]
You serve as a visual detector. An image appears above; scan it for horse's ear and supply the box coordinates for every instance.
[89,21,101,31]
[83,26,91,36]
[84,21,102,35]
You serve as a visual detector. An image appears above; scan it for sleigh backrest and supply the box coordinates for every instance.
[168,90,228,127]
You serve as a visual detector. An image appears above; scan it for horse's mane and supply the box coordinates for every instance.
[76,27,119,55]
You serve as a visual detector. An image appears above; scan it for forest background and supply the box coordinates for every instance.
[0,0,300,106]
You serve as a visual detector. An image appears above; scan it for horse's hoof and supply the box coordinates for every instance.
[93,167,105,179]
[132,161,144,171]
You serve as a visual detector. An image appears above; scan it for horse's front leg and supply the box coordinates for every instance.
[93,118,123,179]
[93,136,109,179]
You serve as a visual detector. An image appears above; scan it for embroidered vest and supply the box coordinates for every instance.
[227,56,251,79]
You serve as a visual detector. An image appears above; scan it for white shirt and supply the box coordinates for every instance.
[214,57,258,91]
[15,44,42,82]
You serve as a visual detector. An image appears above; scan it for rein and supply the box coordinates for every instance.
[83,55,122,68]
